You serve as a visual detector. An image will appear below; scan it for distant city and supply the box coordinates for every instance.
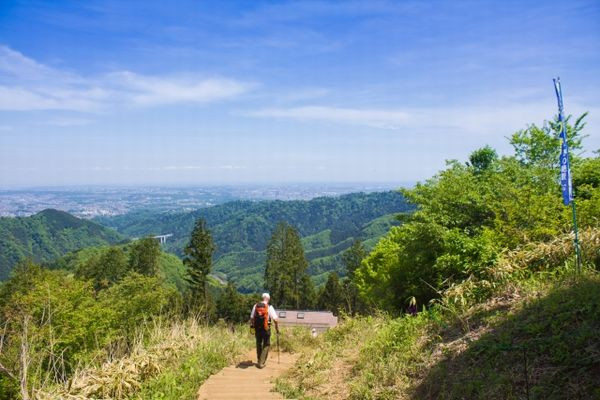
[0,183,408,218]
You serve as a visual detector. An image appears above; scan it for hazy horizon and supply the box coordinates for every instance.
[0,181,413,190]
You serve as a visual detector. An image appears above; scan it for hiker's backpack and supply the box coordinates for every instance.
[254,303,270,331]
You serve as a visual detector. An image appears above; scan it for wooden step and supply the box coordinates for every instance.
[197,350,298,400]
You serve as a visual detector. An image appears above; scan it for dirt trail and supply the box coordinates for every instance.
[197,350,298,400]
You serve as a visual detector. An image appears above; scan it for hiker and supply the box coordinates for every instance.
[250,293,279,368]
[407,296,417,316]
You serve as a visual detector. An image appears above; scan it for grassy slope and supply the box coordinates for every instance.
[276,230,600,400]
[417,275,600,399]
[277,272,600,399]
[38,319,254,400]
[0,209,123,280]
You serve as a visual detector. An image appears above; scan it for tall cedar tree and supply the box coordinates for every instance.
[183,218,215,311]
[264,222,314,309]
[318,272,344,315]
[342,240,367,315]
[216,282,244,323]
[129,237,161,276]
[343,239,367,280]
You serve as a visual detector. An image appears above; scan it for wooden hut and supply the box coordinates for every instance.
[276,310,338,335]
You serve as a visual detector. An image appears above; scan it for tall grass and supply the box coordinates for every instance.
[276,229,600,399]
[34,318,253,399]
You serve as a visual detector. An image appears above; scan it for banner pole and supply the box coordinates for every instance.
[553,77,582,274]
[571,200,582,274]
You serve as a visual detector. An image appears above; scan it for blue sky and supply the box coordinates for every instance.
[0,0,598,186]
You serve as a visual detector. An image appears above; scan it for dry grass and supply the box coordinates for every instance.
[442,228,600,309]
[494,227,599,279]
[34,318,252,399]
[277,230,600,399]
[275,317,374,400]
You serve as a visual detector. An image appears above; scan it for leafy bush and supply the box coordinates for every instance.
[98,272,181,337]
[356,115,598,313]
[36,319,253,400]
[0,263,181,398]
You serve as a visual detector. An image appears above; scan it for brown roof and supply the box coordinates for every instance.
[275,310,338,327]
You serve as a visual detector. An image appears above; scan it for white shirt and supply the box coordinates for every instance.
[250,302,278,321]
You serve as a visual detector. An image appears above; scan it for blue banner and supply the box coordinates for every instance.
[553,78,573,205]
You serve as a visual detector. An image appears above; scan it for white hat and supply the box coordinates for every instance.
[262,292,270,300]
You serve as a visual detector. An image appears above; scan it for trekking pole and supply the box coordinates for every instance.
[277,329,280,364]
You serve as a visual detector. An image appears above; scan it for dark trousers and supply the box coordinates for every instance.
[255,328,271,359]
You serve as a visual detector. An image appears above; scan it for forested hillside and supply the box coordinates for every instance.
[96,191,412,291]
[45,244,193,295]
[275,114,600,399]
[0,209,123,280]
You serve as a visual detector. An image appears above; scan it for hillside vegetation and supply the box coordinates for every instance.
[0,209,123,280]
[276,232,600,399]
[36,319,253,400]
[45,243,196,295]
[1,114,598,400]
[275,114,600,399]
[96,191,412,291]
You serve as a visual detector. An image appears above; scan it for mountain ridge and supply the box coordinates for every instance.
[95,191,413,291]
[0,209,124,280]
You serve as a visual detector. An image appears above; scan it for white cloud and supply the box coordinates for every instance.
[0,46,73,81]
[243,102,600,136]
[0,45,251,112]
[36,118,93,127]
[108,71,249,106]
[243,106,411,129]
[278,87,331,102]
[115,165,247,171]
[157,165,246,171]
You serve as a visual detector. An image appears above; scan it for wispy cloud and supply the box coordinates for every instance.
[278,87,331,102]
[35,118,93,127]
[243,102,599,135]
[152,165,246,171]
[116,165,247,172]
[0,45,251,112]
[243,106,410,129]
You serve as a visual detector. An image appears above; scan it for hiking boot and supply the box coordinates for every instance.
[259,345,270,368]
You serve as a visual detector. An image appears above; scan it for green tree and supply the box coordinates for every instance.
[0,261,113,395]
[98,272,180,337]
[342,240,367,314]
[299,273,316,309]
[509,113,586,169]
[264,222,312,309]
[76,246,128,290]
[343,240,367,280]
[216,282,244,323]
[573,156,600,200]
[355,114,593,313]
[129,237,161,276]
[183,218,215,314]
[468,145,498,173]
[318,272,344,315]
